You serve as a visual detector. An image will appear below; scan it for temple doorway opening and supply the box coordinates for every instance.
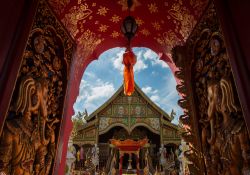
[98,125,161,170]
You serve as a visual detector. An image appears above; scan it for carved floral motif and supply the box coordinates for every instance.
[99,118,110,131]
[148,118,160,131]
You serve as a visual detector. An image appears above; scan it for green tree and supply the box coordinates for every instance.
[72,109,88,136]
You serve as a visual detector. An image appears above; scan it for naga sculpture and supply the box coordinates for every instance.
[0,76,58,175]
[203,77,250,175]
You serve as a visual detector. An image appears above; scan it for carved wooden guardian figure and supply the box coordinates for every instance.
[0,76,56,175]
[205,77,250,175]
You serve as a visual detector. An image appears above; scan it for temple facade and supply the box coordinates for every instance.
[72,84,181,174]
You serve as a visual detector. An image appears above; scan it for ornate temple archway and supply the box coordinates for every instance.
[45,2,210,171]
[1,0,250,175]
[48,1,250,173]
[0,0,207,173]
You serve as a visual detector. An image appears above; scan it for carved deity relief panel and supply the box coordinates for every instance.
[0,1,74,175]
[99,117,129,133]
[84,129,96,139]
[130,105,146,117]
[190,4,250,175]
[114,105,129,117]
[100,91,159,118]
[163,127,176,138]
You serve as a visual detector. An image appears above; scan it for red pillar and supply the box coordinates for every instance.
[0,0,39,135]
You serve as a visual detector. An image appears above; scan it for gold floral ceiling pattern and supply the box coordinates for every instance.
[48,0,209,76]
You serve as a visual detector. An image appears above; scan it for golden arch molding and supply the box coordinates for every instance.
[99,122,160,135]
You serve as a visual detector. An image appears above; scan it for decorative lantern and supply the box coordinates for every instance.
[121,0,138,96]
[121,16,138,42]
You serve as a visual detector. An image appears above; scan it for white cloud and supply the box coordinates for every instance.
[112,50,124,74]
[151,71,158,76]
[74,76,115,115]
[142,86,152,94]
[143,49,169,68]
[154,59,169,68]
[150,95,160,102]
[142,86,158,94]
[141,72,182,124]
[144,49,157,60]
[134,51,148,73]
[84,72,95,78]
[86,83,115,103]
[141,85,161,107]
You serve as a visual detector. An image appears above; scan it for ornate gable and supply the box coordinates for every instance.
[74,83,181,145]
[84,83,172,135]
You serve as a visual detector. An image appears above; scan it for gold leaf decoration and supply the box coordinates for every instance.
[111,31,120,38]
[61,4,92,38]
[110,14,121,23]
[168,2,196,40]
[74,29,104,79]
[140,29,150,36]
[135,17,144,26]
[98,24,109,32]
[148,3,158,13]
[154,30,181,53]
[97,6,109,16]
[152,22,161,31]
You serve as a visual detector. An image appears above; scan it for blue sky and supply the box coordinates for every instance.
[73,47,182,124]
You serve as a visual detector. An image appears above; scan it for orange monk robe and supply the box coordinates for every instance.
[122,49,137,96]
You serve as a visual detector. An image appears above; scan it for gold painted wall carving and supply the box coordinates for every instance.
[189,4,250,175]
[193,29,250,174]
[173,3,250,174]
[0,1,74,174]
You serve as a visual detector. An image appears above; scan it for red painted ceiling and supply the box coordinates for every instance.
[48,0,209,70]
